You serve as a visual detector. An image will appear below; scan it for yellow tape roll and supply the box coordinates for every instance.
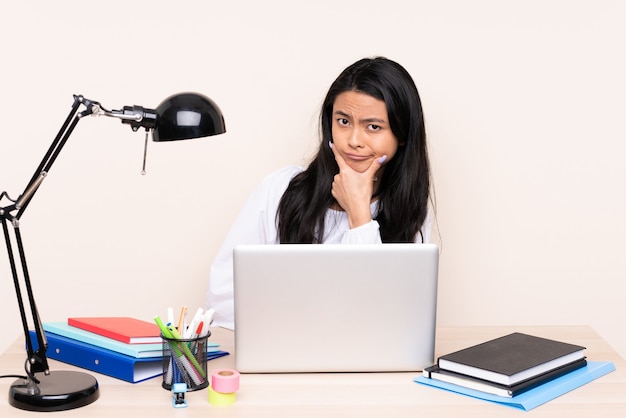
[208,385,236,406]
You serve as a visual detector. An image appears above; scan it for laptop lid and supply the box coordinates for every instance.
[233,243,439,373]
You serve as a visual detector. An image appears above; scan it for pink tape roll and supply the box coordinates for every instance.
[211,369,240,393]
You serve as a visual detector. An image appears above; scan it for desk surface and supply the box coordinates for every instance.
[1,325,624,417]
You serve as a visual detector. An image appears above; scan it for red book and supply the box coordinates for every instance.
[68,317,162,344]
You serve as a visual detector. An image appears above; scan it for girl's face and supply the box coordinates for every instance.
[331,90,400,174]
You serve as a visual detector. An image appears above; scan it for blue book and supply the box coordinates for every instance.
[29,330,229,383]
[42,322,220,358]
[415,361,615,411]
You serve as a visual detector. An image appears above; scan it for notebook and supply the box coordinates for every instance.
[233,243,439,373]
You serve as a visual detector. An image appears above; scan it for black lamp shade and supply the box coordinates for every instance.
[153,92,226,141]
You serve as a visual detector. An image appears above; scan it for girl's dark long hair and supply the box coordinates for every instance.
[278,57,430,243]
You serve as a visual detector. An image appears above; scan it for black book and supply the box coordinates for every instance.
[437,332,586,385]
[423,358,587,398]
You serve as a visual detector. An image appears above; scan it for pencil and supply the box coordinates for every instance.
[177,306,187,332]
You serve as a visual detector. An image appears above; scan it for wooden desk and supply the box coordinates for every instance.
[1,326,624,417]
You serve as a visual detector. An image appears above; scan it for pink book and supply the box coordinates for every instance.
[68,317,162,344]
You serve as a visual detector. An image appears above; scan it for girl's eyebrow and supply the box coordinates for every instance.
[333,110,386,124]
[361,117,386,124]
[333,110,351,118]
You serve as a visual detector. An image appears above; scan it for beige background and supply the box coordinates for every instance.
[1,1,625,359]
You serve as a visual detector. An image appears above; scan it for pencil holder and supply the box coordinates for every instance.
[161,331,211,391]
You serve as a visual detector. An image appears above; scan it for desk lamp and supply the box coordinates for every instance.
[0,92,226,411]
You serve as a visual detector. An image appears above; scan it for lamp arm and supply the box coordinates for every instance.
[14,95,85,218]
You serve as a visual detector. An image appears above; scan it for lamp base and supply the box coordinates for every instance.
[9,370,99,412]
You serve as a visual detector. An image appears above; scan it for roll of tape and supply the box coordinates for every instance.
[211,369,240,393]
[208,385,236,406]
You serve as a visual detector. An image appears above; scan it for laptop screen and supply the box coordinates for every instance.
[233,243,439,373]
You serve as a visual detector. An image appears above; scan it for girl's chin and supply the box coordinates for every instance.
[345,160,373,173]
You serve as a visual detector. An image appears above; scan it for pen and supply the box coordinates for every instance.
[154,315,174,339]
[200,309,215,337]
[193,322,204,339]
[167,307,174,327]
[193,321,206,363]
[185,307,204,339]
[164,357,174,385]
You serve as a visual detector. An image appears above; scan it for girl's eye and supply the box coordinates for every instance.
[337,118,349,126]
[369,124,381,131]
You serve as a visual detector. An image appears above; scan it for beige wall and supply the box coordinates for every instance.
[1,1,625,359]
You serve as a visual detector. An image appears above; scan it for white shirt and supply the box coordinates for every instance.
[206,165,431,329]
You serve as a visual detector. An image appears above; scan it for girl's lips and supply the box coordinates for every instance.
[344,153,371,161]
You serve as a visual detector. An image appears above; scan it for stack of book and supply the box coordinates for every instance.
[30,317,228,383]
[417,332,615,410]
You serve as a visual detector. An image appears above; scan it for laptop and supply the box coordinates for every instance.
[233,243,439,373]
